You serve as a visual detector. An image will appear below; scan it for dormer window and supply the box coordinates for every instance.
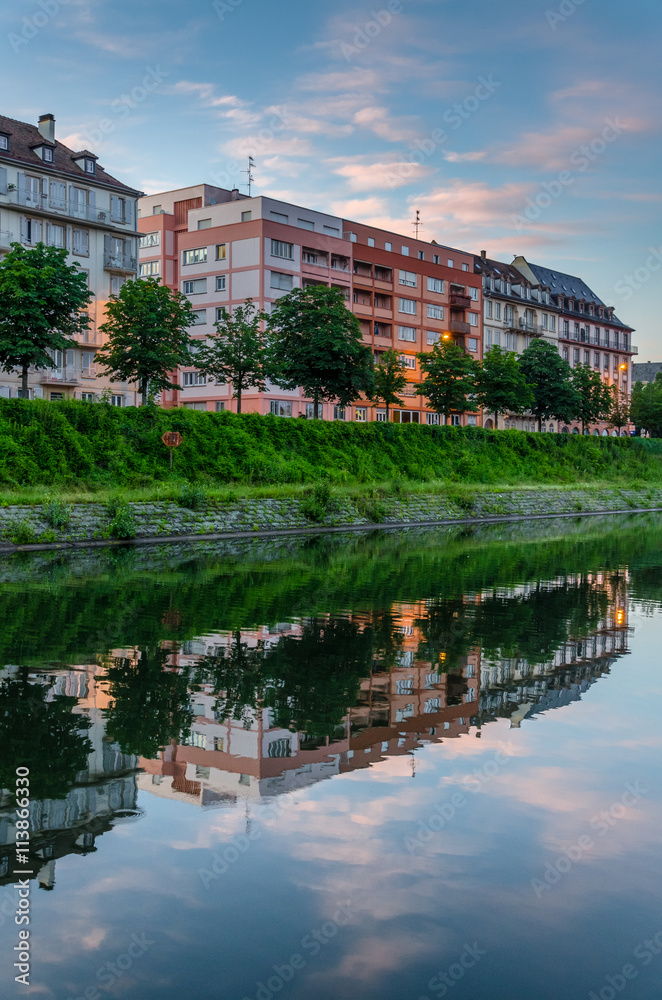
[84,158,95,174]
[0,133,9,151]
[43,146,53,162]
[72,151,98,176]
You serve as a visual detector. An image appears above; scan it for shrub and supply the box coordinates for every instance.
[108,505,136,540]
[10,520,37,545]
[300,481,337,522]
[42,495,71,528]
[179,480,209,510]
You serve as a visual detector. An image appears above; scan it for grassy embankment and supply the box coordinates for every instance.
[0,398,660,505]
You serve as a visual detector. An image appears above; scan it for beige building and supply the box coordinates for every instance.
[0,112,142,404]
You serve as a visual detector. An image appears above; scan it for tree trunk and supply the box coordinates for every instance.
[236,387,242,414]
[314,392,320,419]
[141,379,148,407]
[20,363,28,400]
[538,415,542,433]
[386,402,390,421]
[494,412,498,431]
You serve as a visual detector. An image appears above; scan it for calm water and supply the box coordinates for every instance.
[1,517,661,1000]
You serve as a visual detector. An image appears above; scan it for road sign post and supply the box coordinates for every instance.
[162,431,183,472]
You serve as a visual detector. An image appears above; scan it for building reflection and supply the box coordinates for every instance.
[0,568,631,887]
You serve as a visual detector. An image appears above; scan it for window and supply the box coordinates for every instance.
[399,270,417,287]
[468,338,478,352]
[197,219,211,230]
[401,246,409,256]
[448,258,454,267]
[355,407,367,422]
[298,218,314,231]
[584,350,590,364]
[215,244,227,260]
[215,275,226,292]
[333,406,346,420]
[271,239,293,259]
[270,211,288,223]
[399,354,416,369]
[603,354,609,369]
[550,315,556,331]
[215,401,225,412]
[486,300,493,318]
[183,278,206,294]
[427,276,444,293]
[433,254,439,265]
[324,225,340,236]
[563,320,569,336]
[468,286,478,300]
[376,409,387,422]
[573,349,579,364]
[139,260,160,277]
[139,232,160,249]
[427,330,440,345]
[563,348,569,361]
[0,134,8,150]
[215,307,228,321]
[468,313,478,327]
[110,275,125,296]
[594,352,600,368]
[427,304,444,320]
[398,326,416,342]
[182,247,208,265]
[418,250,425,260]
[451,414,461,426]
[375,265,392,282]
[42,146,54,162]
[271,271,293,291]
[110,395,123,407]
[110,195,126,222]
[45,223,65,248]
[541,313,548,330]
[399,298,416,315]
[84,158,96,175]
[191,310,207,326]
[241,210,252,222]
[368,237,375,247]
[426,413,441,425]
[270,400,292,417]
[152,205,162,215]
[183,371,206,386]
[385,241,392,252]
[493,303,501,320]
[81,392,97,402]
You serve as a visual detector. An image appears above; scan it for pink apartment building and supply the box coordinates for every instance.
[138,184,483,424]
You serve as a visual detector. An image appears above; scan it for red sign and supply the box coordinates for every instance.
[161,432,183,448]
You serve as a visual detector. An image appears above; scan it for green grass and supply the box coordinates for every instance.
[0,397,660,499]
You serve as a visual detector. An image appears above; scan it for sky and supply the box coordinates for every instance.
[1,0,661,356]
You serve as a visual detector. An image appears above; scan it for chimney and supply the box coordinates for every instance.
[38,113,55,143]
[480,250,487,259]
[230,187,240,201]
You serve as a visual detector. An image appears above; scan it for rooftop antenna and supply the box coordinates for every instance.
[412,209,423,240]
[244,156,255,197]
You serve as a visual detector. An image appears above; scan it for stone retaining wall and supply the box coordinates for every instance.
[0,486,661,550]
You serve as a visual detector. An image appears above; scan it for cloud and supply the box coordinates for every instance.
[330,197,390,219]
[444,150,487,163]
[353,106,419,142]
[330,158,435,192]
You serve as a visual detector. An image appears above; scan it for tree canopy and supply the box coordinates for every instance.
[570,363,614,433]
[415,340,477,423]
[475,346,534,429]
[0,242,92,397]
[630,375,662,437]
[518,340,579,431]
[196,299,268,413]
[372,348,408,420]
[96,278,195,406]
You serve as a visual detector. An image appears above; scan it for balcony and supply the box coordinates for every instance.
[448,320,471,335]
[518,320,545,336]
[104,250,137,272]
[3,188,128,227]
[39,368,80,385]
[450,292,472,309]
[0,229,15,249]
[331,255,350,272]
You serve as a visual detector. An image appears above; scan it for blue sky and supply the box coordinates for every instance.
[2,0,661,355]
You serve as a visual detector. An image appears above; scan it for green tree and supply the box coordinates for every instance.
[372,348,408,420]
[518,340,579,432]
[570,364,614,434]
[96,278,195,406]
[415,340,477,424]
[0,243,92,398]
[196,299,268,413]
[630,375,662,437]
[267,285,375,418]
[475,346,534,430]
[607,385,631,437]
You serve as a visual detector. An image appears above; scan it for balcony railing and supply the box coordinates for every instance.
[103,251,137,272]
[448,320,471,335]
[39,368,80,384]
[0,229,14,248]
[518,320,545,336]
[3,189,129,227]
[450,292,472,309]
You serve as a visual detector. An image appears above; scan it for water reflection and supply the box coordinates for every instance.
[0,519,639,899]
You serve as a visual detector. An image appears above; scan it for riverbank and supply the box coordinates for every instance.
[1,485,661,551]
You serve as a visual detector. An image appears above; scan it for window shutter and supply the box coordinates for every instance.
[45,222,52,245]
[33,220,41,242]
[104,233,111,254]
[20,216,27,242]
[88,189,95,216]
[125,198,134,226]
[0,167,6,195]
[17,172,26,193]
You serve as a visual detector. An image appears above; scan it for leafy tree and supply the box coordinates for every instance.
[630,375,662,437]
[607,385,631,437]
[372,348,408,420]
[96,278,195,406]
[267,285,375,418]
[0,669,92,803]
[518,340,579,432]
[475,346,534,429]
[415,340,477,424]
[196,299,268,413]
[570,364,614,434]
[0,243,92,398]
